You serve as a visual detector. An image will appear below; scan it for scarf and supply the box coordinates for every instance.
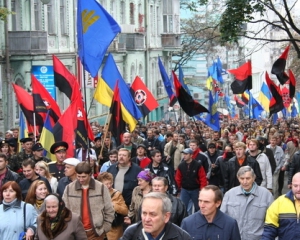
[241,182,257,196]
[3,198,17,207]
[35,199,44,210]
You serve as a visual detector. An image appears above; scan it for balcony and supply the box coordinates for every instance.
[108,39,126,52]
[8,31,48,55]
[119,33,145,50]
[161,33,181,48]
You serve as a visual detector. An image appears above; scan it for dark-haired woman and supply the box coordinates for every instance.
[35,194,87,240]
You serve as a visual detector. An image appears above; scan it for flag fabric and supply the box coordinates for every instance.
[31,74,61,125]
[281,87,291,108]
[18,111,28,151]
[225,95,235,118]
[206,76,213,90]
[271,45,290,85]
[179,65,191,95]
[249,92,264,119]
[216,58,224,84]
[208,63,218,82]
[273,113,278,124]
[12,83,44,130]
[203,91,220,131]
[172,71,209,116]
[258,81,271,112]
[94,53,142,131]
[109,81,126,146]
[39,111,56,161]
[228,61,252,94]
[130,76,159,117]
[158,57,177,106]
[53,55,78,101]
[265,72,284,115]
[52,102,77,158]
[212,79,224,97]
[234,95,246,108]
[291,101,298,117]
[289,70,296,99]
[77,0,121,77]
[241,91,249,105]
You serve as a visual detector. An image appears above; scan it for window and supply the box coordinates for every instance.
[11,0,17,30]
[47,1,55,34]
[130,3,134,25]
[60,0,68,35]
[110,0,116,18]
[34,0,42,30]
[163,0,173,33]
[120,1,125,24]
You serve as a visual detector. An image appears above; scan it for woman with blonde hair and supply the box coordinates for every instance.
[35,161,58,193]
[25,180,49,214]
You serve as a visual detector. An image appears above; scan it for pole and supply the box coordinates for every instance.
[99,113,112,161]
[192,117,205,144]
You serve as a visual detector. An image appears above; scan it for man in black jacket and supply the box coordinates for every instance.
[121,192,191,240]
[224,142,263,192]
[0,153,20,190]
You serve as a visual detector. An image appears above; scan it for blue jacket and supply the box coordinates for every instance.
[181,209,241,240]
[261,190,300,240]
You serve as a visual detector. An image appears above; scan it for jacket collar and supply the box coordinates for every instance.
[285,190,295,203]
[75,177,96,190]
[196,210,225,229]
[3,199,21,211]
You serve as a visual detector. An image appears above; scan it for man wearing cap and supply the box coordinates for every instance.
[48,141,68,181]
[57,158,80,196]
[32,143,51,163]
[164,132,184,171]
[14,137,33,174]
[175,148,207,215]
[131,144,152,169]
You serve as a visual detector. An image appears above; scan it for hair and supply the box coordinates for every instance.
[108,149,118,156]
[0,153,8,161]
[150,149,161,158]
[25,180,49,205]
[166,132,173,138]
[201,185,223,202]
[44,194,59,205]
[118,148,131,158]
[35,161,52,179]
[152,176,168,186]
[75,162,92,174]
[178,134,185,139]
[237,166,256,178]
[248,139,259,146]
[142,192,172,214]
[234,141,246,150]
[189,139,199,146]
[97,172,114,182]
[1,181,22,201]
[22,158,36,169]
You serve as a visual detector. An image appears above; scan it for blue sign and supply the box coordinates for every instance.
[31,66,56,100]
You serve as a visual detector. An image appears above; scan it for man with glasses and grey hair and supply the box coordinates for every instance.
[221,166,273,240]
[121,192,191,240]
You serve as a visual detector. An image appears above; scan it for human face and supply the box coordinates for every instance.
[141,198,170,238]
[102,180,113,190]
[118,150,130,167]
[152,180,168,193]
[55,151,66,164]
[77,173,91,186]
[238,171,255,191]
[208,147,216,155]
[198,189,220,219]
[292,173,300,200]
[173,134,178,142]
[64,164,76,177]
[35,183,48,200]
[147,131,153,138]
[178,137,184,144]
[46,199,59,218]
[270,138,277,147]
[152,153,161,165]
[189,142,197,152]
[13,130,19,138]
[1,145,9,154]
[104,138,111,146]
[138,178,149,190]
[248,141,258,152]
[23,141,33,151]
[23,165,36,180]
[35,166,46,177]
[235,147,245,159]
[109,154,118,164]
[94,140,102,148]
[33,149,44,158]
[0,157,7,171]
[2,186,17,203]
[182,153,192,162]
[137,147,146,157]
[224,146,232,152]
[123,133,131,145]
[213,133,219,141]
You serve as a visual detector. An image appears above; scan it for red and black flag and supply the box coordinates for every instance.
[31,74,61,125]
[234,95,246,108]
[289,69,296,99]
[52,101,77,158]
[109,81,126,146]
[271,45,290,85]
[12,83,44,131]
[228,61,252,94]
[130,76,159,117]
[212,79,224,97]
[265,72,284,115]
[53,55,78,101]
[173,71,209,116]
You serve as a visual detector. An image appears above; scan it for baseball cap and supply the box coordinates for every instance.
[181,148,193,154]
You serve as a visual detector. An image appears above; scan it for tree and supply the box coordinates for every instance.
[0,7,14,21]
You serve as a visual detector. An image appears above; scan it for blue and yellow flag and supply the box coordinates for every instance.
[178,65,191,96]
[258,82,271,112]
[39,111,56,161]
[203,91,220,131]
[77,0,121,77]
[18,111,28,151]
[94,53,142,132]
[249,91,264,119]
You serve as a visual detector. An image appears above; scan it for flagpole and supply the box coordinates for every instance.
[99,113,112,163]
[192,117,205,144]
[33,112,36,142]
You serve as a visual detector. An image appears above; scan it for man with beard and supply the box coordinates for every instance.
[247,139,273,192]
[262,172,300,239]
[164,133,184,171]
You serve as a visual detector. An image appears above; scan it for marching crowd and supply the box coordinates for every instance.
[1,117,300,239]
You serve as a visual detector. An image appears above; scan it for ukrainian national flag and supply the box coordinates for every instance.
[18,111,28,151]
[94,53,142,131]
[258,82,271,112]
[39,111,56,161]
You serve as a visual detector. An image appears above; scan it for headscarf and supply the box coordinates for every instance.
[137,170,156,182]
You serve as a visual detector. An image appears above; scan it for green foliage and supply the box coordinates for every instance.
[0,7,14,21]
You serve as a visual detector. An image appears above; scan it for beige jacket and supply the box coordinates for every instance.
[62,178,115,236]
[164,141,184,170]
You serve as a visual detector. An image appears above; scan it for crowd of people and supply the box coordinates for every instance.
[0,117,300,239]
